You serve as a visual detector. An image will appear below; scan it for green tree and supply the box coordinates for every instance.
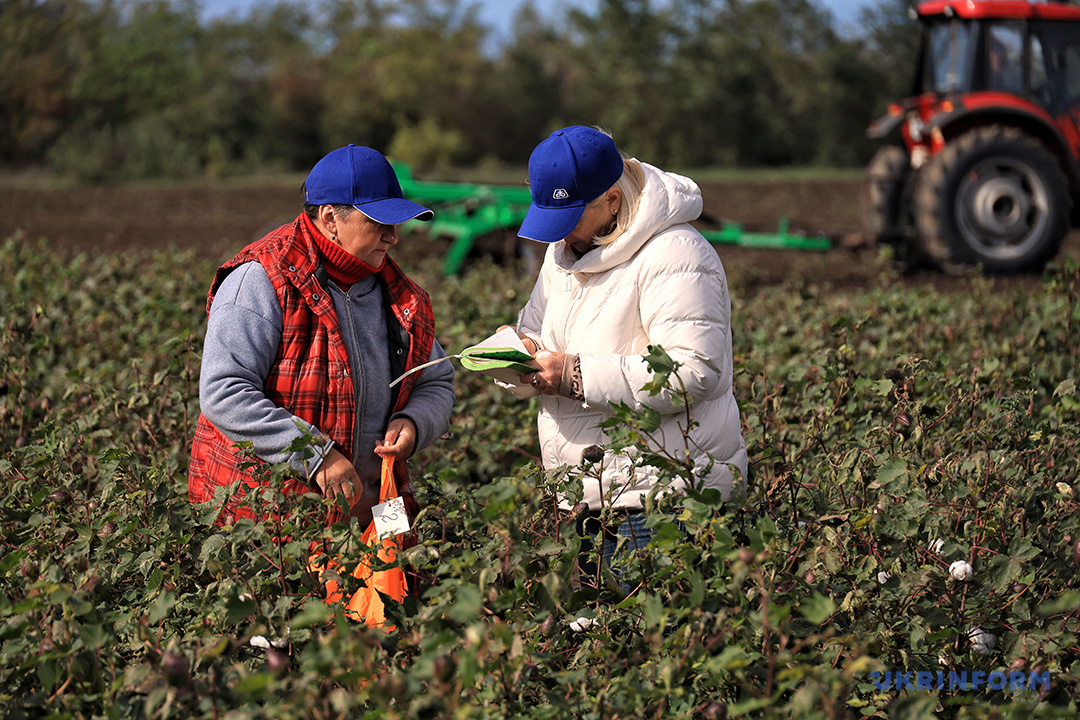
[561,0,689,163]
[859,0,922,111]
[211,1,325,172]
[473,2,568,164]
[45,0,208,180]
[0,0,93,164]
[319,0,491,169]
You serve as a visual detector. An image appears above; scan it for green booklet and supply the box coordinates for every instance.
[459,346,535,375]
[389,326,537,391]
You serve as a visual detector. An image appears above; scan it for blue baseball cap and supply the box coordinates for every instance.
[518,126,624,243]
[304,145,433,224]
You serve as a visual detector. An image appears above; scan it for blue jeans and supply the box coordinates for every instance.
[575,510,654,596]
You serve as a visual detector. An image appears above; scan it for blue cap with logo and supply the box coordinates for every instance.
[304,145,433,224]
[518,126,624,243]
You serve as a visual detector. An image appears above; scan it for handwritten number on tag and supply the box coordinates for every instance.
[372,497,411,538]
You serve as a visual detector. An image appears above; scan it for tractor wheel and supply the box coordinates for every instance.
[866,144,923,269]
[865,144,910,236]
[914,126,1070,274]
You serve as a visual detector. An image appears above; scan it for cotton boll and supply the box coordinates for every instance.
[968,627,997,654]
[569,616,594,632]
[927,538,944,555]
[949,560,973,581]
[877,571,892,585]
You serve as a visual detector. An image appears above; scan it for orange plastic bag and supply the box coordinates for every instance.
[312,456,408,627]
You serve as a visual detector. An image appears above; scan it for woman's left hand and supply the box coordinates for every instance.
[375,417,417,459]
[520,350,565,395]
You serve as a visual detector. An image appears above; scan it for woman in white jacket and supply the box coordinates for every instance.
[512,126,748,588]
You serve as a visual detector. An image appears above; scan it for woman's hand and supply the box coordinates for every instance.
[519,350,565,395]
[497,324,539,355]
[314,447,363,504]
[375,417,417,461]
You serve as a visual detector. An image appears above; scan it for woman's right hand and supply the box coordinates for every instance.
[314,447,362,504]
[497,324,539,354]
[314,448,381,526]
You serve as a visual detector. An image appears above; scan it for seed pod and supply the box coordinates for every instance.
[581,445,604,464]
[380,672,406,696]
[434,654,457,683]
[703,701,728,720]
[98,521,117,537]
[161,651,189,685]
[266,647,290,676]
[47,489,71,504]
[20,560,38,580]
[540,615,557,637]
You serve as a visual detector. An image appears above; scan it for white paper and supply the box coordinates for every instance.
[372,497,411,538]
[472,326,540,397]
[468,325,531,353]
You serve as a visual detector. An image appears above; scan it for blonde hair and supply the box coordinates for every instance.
[589,158,645,247]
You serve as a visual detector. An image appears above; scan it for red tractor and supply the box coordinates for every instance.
[867,0,1080,273]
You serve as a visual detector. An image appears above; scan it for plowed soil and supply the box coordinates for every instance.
[3,178,1077,292]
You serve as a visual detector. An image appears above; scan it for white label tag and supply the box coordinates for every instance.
[372,497,411,538]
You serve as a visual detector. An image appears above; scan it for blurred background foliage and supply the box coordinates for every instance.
[0,0,919,182]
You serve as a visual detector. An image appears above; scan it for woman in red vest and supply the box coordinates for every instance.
[188,145,455,528]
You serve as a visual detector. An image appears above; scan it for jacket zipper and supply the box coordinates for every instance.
[341,288,364,461]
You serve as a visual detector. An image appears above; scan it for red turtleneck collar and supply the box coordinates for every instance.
[305,214,382,287]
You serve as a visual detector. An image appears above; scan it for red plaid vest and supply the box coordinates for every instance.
[188,213,435,523]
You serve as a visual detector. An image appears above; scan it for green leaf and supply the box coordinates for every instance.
[290,601,333,630]
[199,534,227,571]
[234,673,273,694]
[447,585,482,624]
[874,458,907,488]
[1039,591,1080,616]
[799,593,835,625]
[147,592,175,624]
[225,595,256,625]
[0,549,26,575]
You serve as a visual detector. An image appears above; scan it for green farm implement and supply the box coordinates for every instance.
[394,164,832,275]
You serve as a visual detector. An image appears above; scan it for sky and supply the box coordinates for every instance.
[199,0,880,39]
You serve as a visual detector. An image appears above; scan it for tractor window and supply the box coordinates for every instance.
[1032,21,1080,107]
[987,23,1024,94]
[1030,34,1049,105]
[926,20,974,93]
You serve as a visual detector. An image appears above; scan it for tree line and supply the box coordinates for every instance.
[0,0,919,182]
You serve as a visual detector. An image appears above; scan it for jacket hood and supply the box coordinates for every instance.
[551,161,703,275]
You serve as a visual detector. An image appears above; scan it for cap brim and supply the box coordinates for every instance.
[356,198,434,224]
[517,202,586,243]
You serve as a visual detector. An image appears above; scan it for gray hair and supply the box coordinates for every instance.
[303,202,357,223]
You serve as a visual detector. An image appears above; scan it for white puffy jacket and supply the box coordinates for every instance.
[518,162,748,510]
